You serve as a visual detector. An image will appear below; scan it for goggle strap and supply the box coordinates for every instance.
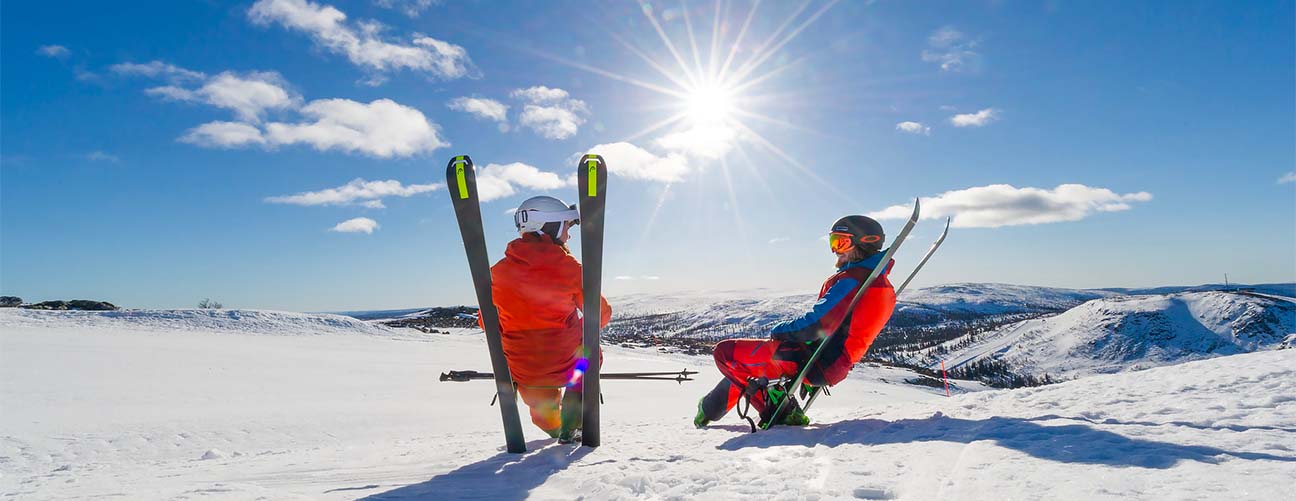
[515,208,580,226]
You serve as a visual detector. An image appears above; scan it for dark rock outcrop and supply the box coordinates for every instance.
[21,300,119,311]
[0,296,21,307]
[383,306,480,333]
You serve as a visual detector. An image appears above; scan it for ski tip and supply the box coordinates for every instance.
[446,154,473,167]
[446,154,475,200]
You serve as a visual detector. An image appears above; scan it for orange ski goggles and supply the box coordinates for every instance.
[828,232,881,254]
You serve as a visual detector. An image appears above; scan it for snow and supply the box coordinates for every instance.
[938,291,1296,378]
[0,307,410,338]
[3,308,1294,499]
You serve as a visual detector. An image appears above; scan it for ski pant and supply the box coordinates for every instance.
[517,382,582,436]
[699,339,803,421]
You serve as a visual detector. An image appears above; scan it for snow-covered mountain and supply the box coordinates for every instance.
[895,283,1117,319]
[936,291,1296,381]
[605,283,1119,340]
[3,306,1293,499]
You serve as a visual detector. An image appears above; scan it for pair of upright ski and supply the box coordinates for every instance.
[761,202,950,429]
[446,154,608,452]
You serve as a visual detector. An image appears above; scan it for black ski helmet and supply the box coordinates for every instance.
[831,215,885,254]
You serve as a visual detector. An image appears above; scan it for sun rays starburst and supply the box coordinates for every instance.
[498,0,850,243]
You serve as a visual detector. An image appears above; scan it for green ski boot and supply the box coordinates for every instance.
[693,397,711,429]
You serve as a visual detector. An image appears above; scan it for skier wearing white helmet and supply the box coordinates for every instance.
[480,195,612,443]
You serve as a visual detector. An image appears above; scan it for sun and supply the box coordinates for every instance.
[683,82,737,125]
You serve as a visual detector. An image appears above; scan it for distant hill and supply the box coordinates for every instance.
[933,291,1295,384]
[1098,283,1296,297]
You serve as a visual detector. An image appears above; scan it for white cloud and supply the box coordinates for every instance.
[654,124,738,159]
[950,108,999,127]
[867,184,1153,229]
[118,61,442,158]
[447,96,508,122]
[512,86,589,140]
[37,45,70,58]
[585,142,689,183]
[266,178,441,206]
[474,162,574,202]
[1279,172,1296,184]
[330,217,379,234]
[641,275,660,280]
[921,26,981,72]
[518,106,584,139]
[512,86,571,103]
[263,98,447,157]
[248,0,475,80]
[896,121,931,135]
[768,237,790,244]
[85,151,120,163]
[110,61,206,82]
[179,121,267,148]
[147,71,298,122]
[374,0,439,17]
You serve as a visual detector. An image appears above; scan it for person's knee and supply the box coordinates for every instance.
[713,340,735,362]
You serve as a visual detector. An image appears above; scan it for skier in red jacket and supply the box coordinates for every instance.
[482,195,611,443]
[694,215,897,428]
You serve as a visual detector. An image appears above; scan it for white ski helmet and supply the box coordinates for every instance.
[514,195,580,237]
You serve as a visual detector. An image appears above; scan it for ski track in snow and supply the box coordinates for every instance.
[1,308,1293,500]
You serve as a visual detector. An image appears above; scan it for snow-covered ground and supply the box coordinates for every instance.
[2,308,1294,500]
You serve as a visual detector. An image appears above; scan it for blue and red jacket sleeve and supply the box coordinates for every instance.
[769,275,860,343]
[769,252,891,343]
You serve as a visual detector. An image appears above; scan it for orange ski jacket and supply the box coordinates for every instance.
[480,234,612,387]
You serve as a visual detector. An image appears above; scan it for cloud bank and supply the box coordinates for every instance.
[266,178,440,208]
[447,96,508,123]
[475,162,575,202]
[122,61,447,158]
[248,0,475,81]
[584,142,689,183]
[867,183,1152,228]
[512,86,588,140]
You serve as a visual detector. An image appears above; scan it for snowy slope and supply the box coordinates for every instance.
[938,291,1296,378]
[3,308,1294,500]
[0,307,409,337]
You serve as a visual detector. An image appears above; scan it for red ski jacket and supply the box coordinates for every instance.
[480,233,611,387]
[769,251,897,386]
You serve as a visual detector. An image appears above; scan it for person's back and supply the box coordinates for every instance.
[482,195,610,442]
[491,232,607,387]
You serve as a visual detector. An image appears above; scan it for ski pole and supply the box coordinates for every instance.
[942,360,950,397]
[440,369,697,383]
[895,217,950,295]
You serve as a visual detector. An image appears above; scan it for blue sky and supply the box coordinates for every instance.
[2,0,1293,311]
